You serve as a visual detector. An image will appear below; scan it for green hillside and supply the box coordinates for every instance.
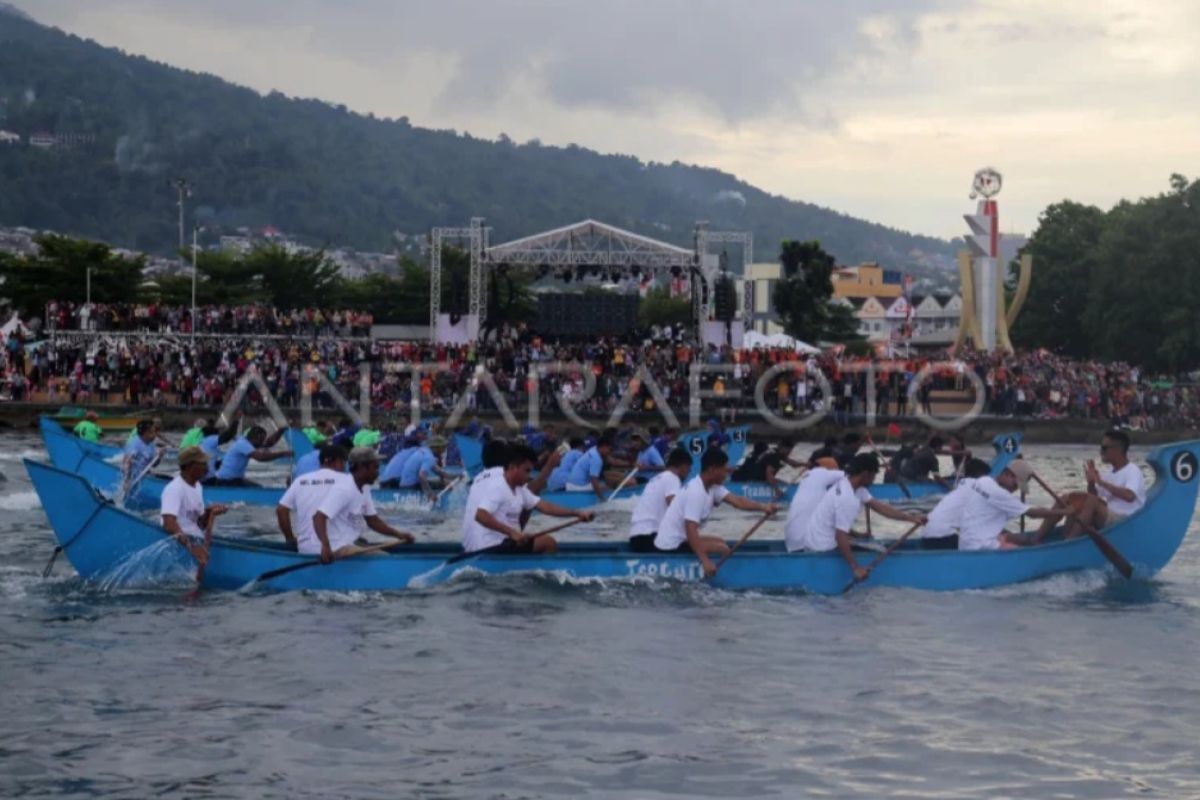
[0,7,956,271]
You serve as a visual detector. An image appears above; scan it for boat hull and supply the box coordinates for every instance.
[24,437,1200,594]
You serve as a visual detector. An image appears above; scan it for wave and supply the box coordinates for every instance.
[0,490,42,511]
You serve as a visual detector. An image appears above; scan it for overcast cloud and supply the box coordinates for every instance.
[13,0,1200,238]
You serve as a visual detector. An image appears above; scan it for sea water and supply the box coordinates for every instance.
[2,433,1199,798]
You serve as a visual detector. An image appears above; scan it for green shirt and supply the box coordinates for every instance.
[303,426,328,445]
[73,419,103,443]
[352,428,382,448]
[179,427,205,448]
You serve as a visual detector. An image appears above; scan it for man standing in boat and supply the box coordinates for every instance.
[463,444,593,555]
[161,446,229,567]
[207,424,291,487]
[629,448,694,550]
[288,447,416,562]
[653,449,780,577]
[793,453,927,581]
[1031,429,1146,541]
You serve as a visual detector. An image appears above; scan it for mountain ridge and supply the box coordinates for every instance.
[0,9,958,277]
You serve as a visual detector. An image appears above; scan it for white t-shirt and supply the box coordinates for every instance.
[958,475,1029,551]
[160,476,205,540]
[654,478,730,550]
[802,476,872,553]
[279,467,345,554]
[1098,462,1146,516]
[784,467,844,552]
[303,473,376,554]
[922,478,977,539]
[630,471,682,536]
[462,466,504,542]
[462,476,541,552]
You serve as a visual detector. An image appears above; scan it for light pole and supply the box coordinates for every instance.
[191,226,200,338]
[169,177,192,258]
[86,267,92,306]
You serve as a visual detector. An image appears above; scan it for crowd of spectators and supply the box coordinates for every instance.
[2,311,1198,432]
[44,301,374,337]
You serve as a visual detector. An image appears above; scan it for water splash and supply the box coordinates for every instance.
[93,538,198,592]
[0,490,41,511]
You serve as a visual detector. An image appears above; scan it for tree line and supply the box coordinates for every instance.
[1012,174,1200,371]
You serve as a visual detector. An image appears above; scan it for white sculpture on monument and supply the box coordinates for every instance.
[954,167,1032,354]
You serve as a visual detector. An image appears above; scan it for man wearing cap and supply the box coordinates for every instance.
[161,446,229,567]
[73,411,103,443]
[399,435,452,501]
[293,447,415,562]
[958,459,1061,550]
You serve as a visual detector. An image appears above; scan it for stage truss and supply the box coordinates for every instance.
[428,218,752,343]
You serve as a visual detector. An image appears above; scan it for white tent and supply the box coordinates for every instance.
[1,313,30,338]
[743,330,821,354]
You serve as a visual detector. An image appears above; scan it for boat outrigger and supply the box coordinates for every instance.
[25,438,1197,594]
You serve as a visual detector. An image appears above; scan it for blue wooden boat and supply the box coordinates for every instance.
[39,417,453,511]
[24,437,1200,593]
[42,417,123,461]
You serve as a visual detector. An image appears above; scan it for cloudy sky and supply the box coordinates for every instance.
[13,0,1200,238]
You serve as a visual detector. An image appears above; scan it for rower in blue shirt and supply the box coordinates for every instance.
[208,425,291,486]
[634,430,667,481]
[565,432,615,500]
[380,430,424,488]
[122,420,160,497]
[399,435,450,499]
[546,438,586,492]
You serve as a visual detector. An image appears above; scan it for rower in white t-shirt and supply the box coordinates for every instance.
[161,446,229,569]
[919,457,994,548]
[629,448,693,547]
[959,460,1060,550]
[284,446,415,562]
[277,444,351,553]
[1032,430,1146,542]
[794,453,926,582]
[653,449,778,577]
[783,457,843,552]
[462,444,593,554]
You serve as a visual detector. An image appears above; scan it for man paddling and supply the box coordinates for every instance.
[289,447,416,562]
[398,435,452,501]
[463,444,593,555]
[207,425,291,487]
[72,411,103,443]
[653,449,779,577]
[793,453,926,581]
[122,419,160,496]
[958,460,1061,550]
[161,447,229,567]
[628,448,693,550]
[565,431,616,500]
[783,457,844,553]
[1032,429,1146,541]
[920,457,992,549]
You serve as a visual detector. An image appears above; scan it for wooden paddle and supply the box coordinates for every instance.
[253,538,411,584]
[710,510,777,575]
[1030,472,1133,578]
[606,469,640,503]
[433,473,465,505]
[445,516,587,565]
[866,435,911,498]
[841,520,924,594]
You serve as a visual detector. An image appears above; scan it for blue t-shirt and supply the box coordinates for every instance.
[547,449,584,492]
[382,446,417,483]
[292,450,321,479]
[199,434,223,479]
[636,444,666,480]
[399,446,435,487]
[653,436,672,458]
[567,447,604,486]
[216,437,255,480]
[124,437,157,482]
